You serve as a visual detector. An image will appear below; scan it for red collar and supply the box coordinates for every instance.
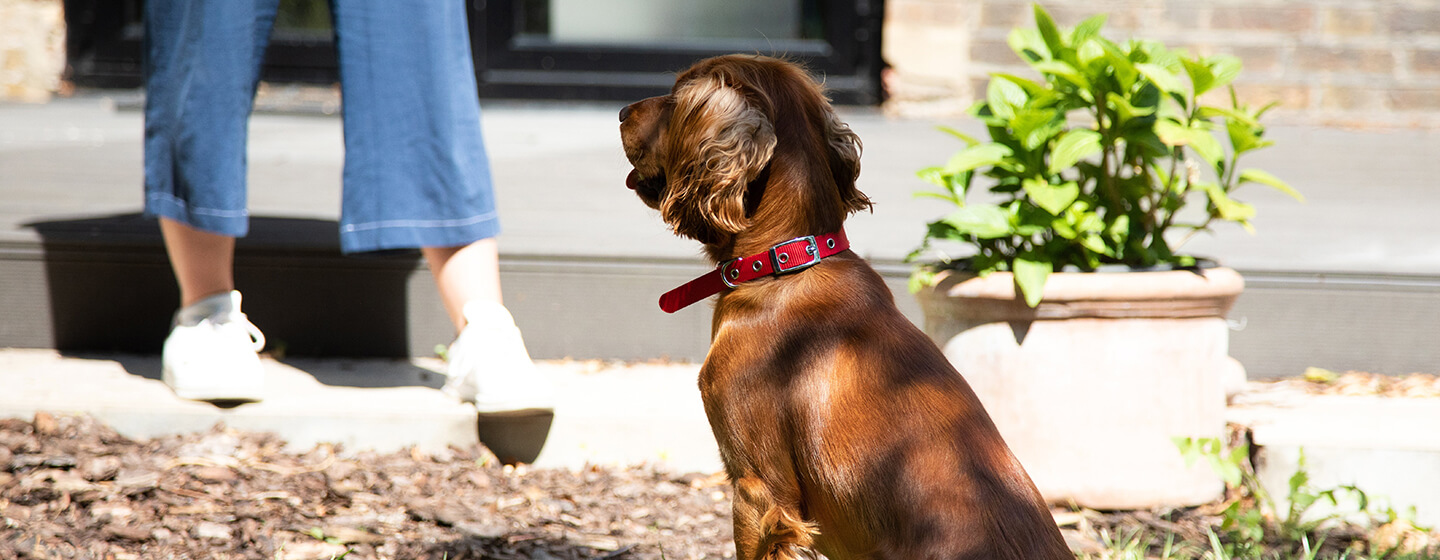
[659,231,850,313]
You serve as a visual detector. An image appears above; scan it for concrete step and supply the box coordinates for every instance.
[0,349,722,474]
[1228,386,1440,528]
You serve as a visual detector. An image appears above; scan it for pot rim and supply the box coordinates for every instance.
[919,267,1244,320]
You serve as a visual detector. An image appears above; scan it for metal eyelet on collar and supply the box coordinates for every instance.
[826,238,836,249]
[751,261,763,271]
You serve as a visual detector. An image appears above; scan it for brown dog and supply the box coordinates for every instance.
[619,54,1072,560]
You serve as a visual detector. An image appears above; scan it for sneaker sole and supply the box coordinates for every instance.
[162,367,264,404]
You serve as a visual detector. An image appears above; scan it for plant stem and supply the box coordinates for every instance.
[1157,148,1183,234]
[1093,89,1126,219]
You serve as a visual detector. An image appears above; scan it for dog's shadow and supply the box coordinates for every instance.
[102,353,445,390]
[417,531,635,559]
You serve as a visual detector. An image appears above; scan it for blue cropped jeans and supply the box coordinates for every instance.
[143,0,500,253]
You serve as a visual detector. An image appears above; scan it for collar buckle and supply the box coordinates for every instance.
[770,235,820,275]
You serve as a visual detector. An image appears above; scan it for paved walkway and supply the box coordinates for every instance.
[6,93,1440,272]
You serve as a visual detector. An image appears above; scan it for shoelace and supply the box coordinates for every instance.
[206,313,266,352]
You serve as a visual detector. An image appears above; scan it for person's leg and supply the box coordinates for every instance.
[331,0,551,413]
[160,218,236,308]
[422,239,502,332]
[144,0,279,402]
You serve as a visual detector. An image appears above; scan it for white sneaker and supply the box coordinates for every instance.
[162,291,266,403]
[443,301,555,415]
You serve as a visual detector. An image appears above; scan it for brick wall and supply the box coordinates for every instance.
[883,0,1440,127]
[0,0,66,103]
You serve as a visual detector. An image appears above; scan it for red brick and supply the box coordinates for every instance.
[971,39,1021,66]
[1229,83,1311,112]
[1387,7,1440,35]
[1388,89,1440,112]
[1320,7,1379,37]
[1320,86,1385,112]
[1212,6,1314,34]
[888,0,974,27]
[979,1,1030,29]
[1226,45,1286,75]
[1164,1,1208,30]
[887,1,930,25]
[1046,4,1139,30]
[1410,49,1440,75]
[1295,46,1395,75]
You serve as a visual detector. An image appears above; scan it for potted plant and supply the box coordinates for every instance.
[908,4,1302,509]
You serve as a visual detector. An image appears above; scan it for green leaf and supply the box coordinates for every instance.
[1181,56,1217,97]
[1288,468,1311,499]
[1077,39,1106,69]
[1033,4,1065,59]
[1154,119,1190,147]
[1239,168,1305,202]
[1031,60,1090,90]
[1106,214,1131,243]
[1201,184,1257,223]
[1199,104,1261,129]
[1208,54,1243,91]
[990,73,1048,97]
[1011,108,1063,151]
[1135,40,1180,70]
[1136,63,1185,95]
[1050,216,1078,239]
[908,268,939,294]
[1007,28,1050,63]
[1107,91,1158,122]
[1079,233,1110,255]
[1049,129,1103,174]
[1225,118,1273,155]
[1101,41,1139,89]
[914,191,962,205]
[1070,14,1107,46]
[916,166,948,188]
[936,125,981,147]
[986,77,1028,122]
[943,204,1012,239]
[1023,178,1080,215]
[943,143,1013,175]
[1188,127,1225,168]
[1155,120,1224,166]
[1013,251,1052,307]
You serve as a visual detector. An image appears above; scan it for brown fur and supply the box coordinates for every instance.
[620,54,1073,560]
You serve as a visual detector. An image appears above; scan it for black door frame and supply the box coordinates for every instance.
[468,0,885,104]
[63,0,885,104]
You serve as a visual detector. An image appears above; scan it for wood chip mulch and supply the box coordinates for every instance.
[0,413,735,560]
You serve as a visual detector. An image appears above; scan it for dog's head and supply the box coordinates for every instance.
[620,55,871,246]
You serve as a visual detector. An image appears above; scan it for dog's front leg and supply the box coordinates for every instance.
[731,475,819,560]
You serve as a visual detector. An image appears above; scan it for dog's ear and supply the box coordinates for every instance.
[662,74,777,240]
[822,106,872,215]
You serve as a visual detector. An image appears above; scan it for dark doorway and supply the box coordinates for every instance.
[63,0,885,103]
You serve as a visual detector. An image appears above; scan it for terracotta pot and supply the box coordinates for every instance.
[916,267,1245,509]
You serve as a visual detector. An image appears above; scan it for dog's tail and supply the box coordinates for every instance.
[758,506,821,560]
